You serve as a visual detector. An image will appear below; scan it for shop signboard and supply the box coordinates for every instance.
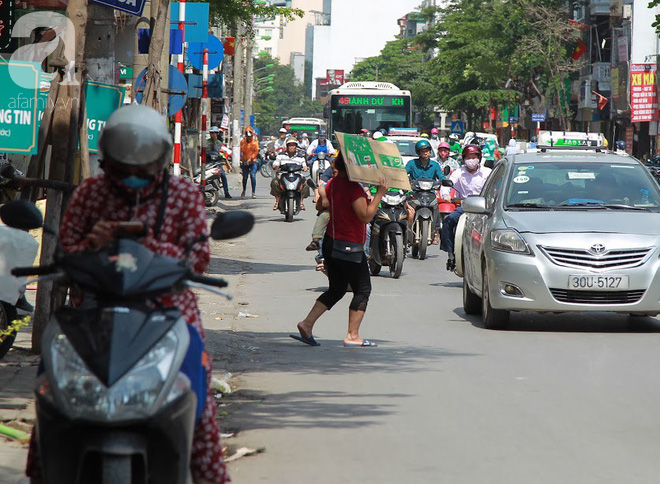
[630,63,659,123]
[85,81,126,153]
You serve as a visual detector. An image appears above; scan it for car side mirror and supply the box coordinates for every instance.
[441,179,454,187]
[461,196,487,214]
[211,211,255,240]
[0,200,43,230]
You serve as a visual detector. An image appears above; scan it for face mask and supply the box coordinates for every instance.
[465,159,480,171]
[121,175,153,189]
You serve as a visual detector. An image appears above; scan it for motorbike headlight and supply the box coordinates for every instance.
[43,321,188,422]
[417,181,434,191]
[490,229,532,255]
[382,194,404,205]
[284,180,298,190]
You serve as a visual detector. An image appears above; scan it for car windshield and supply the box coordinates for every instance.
[393,139,436,158]
[505,162,660,209]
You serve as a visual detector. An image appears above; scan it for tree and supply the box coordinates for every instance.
[207,0,303,32]
[253,55,324,135]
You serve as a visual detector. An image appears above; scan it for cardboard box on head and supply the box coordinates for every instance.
[335,132,411,191]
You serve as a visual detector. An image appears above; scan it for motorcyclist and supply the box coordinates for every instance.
[405,139,446,228]
[437,141,460,174]
[271,137,310,210]
[25,105,230,484]
[273,127,289,151]
[299,132,310,151]
[429,127,441,152]
[482,138,499,168]
[207,126,232,198]
[440,144,492,271]
[448,133,462,155]
[307,131,336,160]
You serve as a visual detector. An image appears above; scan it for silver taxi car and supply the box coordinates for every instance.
[458,132,660,329]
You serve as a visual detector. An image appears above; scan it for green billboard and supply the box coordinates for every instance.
[85,81,126,153]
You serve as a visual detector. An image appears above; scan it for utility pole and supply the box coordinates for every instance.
[231,24,245,166]
[244,35,254,130]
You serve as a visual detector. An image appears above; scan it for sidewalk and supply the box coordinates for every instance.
[0,169,262,482]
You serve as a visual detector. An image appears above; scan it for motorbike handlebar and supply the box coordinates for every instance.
[11,264,58,277]
[188,273,229,288]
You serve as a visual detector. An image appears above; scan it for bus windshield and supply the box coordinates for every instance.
[329,95,411,135]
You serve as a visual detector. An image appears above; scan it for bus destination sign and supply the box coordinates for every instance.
[285,125,318,131]
[336,96,406,107]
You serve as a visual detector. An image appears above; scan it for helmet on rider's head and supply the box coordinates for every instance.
[420,133,429,138]
[360,128,369,134]
[615,140,626,150]
[285,137,299,147]
[372,131,384,140]
[279,128,288,134]
[318,131,327,139]
[431,127,439,135]
[99,105,172,168]
[438,141,451,150]
[415,139,433,155]
[209,126,220,133]
[462,144,482,159]
[449,133,459,142]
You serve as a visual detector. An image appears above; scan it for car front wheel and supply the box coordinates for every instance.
[481,263,509,330]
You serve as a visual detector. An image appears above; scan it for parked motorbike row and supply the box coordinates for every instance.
[5,199,254,482]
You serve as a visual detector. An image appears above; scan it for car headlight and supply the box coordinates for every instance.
[43,321,188,422]
[490,229,532,255]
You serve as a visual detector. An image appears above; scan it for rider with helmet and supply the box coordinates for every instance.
[448,133,462,155]
[437,141,460,174]
[273,127,289,151]
[271,137,309,210]
[405,139,446,227]
[306,131,336,161]
[429,127,441,152]
[26,105,231,484]
[440,144,492,271]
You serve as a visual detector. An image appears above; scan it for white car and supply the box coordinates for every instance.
[385,136,438,166]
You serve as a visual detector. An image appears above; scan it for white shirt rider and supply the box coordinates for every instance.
[274,140,307,170]
[307,138,336,157]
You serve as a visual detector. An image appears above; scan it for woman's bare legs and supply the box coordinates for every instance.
[344,309,366,345]
[297,300,327,338]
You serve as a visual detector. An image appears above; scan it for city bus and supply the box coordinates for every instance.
[281,117,327,138]
[326,82,412,139]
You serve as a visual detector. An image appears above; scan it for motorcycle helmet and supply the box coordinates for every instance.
[279,128,288,134]
[420,133,430,139]
[372,131,384,140]
[415,139,432,155]
[431,127,439,135]
[615,140,626,151]
[449,133,459,142]
[462,144,482,159]
[99,105,172,167]
[438,141,451,150]
[285,137,299,147]
[209,126,220,133]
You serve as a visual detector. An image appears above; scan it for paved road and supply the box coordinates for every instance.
[219,181,660,484]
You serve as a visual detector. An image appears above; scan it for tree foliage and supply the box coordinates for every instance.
[253,55,324,135]
[205,0,303,34]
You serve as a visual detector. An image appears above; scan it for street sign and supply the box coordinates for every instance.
[119,66,133,79]
[531,113,546,122]
[170,3,209,43]
[450,120,464,134]
[89,0,146,17]
[0,60,49,154]
[187,34,224,71]
[134,65,188,116]
[85,81,126,153]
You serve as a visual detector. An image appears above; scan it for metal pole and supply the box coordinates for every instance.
[173,0,186,177]
[200,48,208,190]
[244,36,254,129]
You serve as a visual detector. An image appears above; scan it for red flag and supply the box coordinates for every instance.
[224,37,235,56]
[572,39,586,61]
[592,90,609,110]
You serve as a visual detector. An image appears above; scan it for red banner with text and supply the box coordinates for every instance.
[630,63,659,123]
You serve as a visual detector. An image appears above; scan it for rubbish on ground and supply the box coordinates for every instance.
[0,423,29,443]
[221,432,235,439]
[238,311,258,318]
[214,317,225,320]
[224,446,266,462]
[211,377,232,394]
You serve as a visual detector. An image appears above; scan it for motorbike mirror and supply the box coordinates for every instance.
[441,179,454,187]
[443,165,451,176]
[306,178,318,190]
[0,200,43,230]
[211,210,255,240]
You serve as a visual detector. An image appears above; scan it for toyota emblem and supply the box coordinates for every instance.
[590,244,606,255]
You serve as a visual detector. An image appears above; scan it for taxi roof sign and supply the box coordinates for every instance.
[538,130,606,149]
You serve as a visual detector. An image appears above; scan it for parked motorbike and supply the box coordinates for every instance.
[194,152,226,207]
[10,206,254,484]
[260,151,277,178]
[276,162,306,222]
[0,201,41,360]
[368,189,408,278]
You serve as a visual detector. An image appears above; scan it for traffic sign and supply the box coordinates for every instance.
[134,65,188,116]
[0,60,49,154]
[90,0,146,17]
[509,116,519,124]
[450,120,464,134]
[170,3,209,43]
[187,34,224,71]
[85,81,126,153]
[531,113,546,122]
